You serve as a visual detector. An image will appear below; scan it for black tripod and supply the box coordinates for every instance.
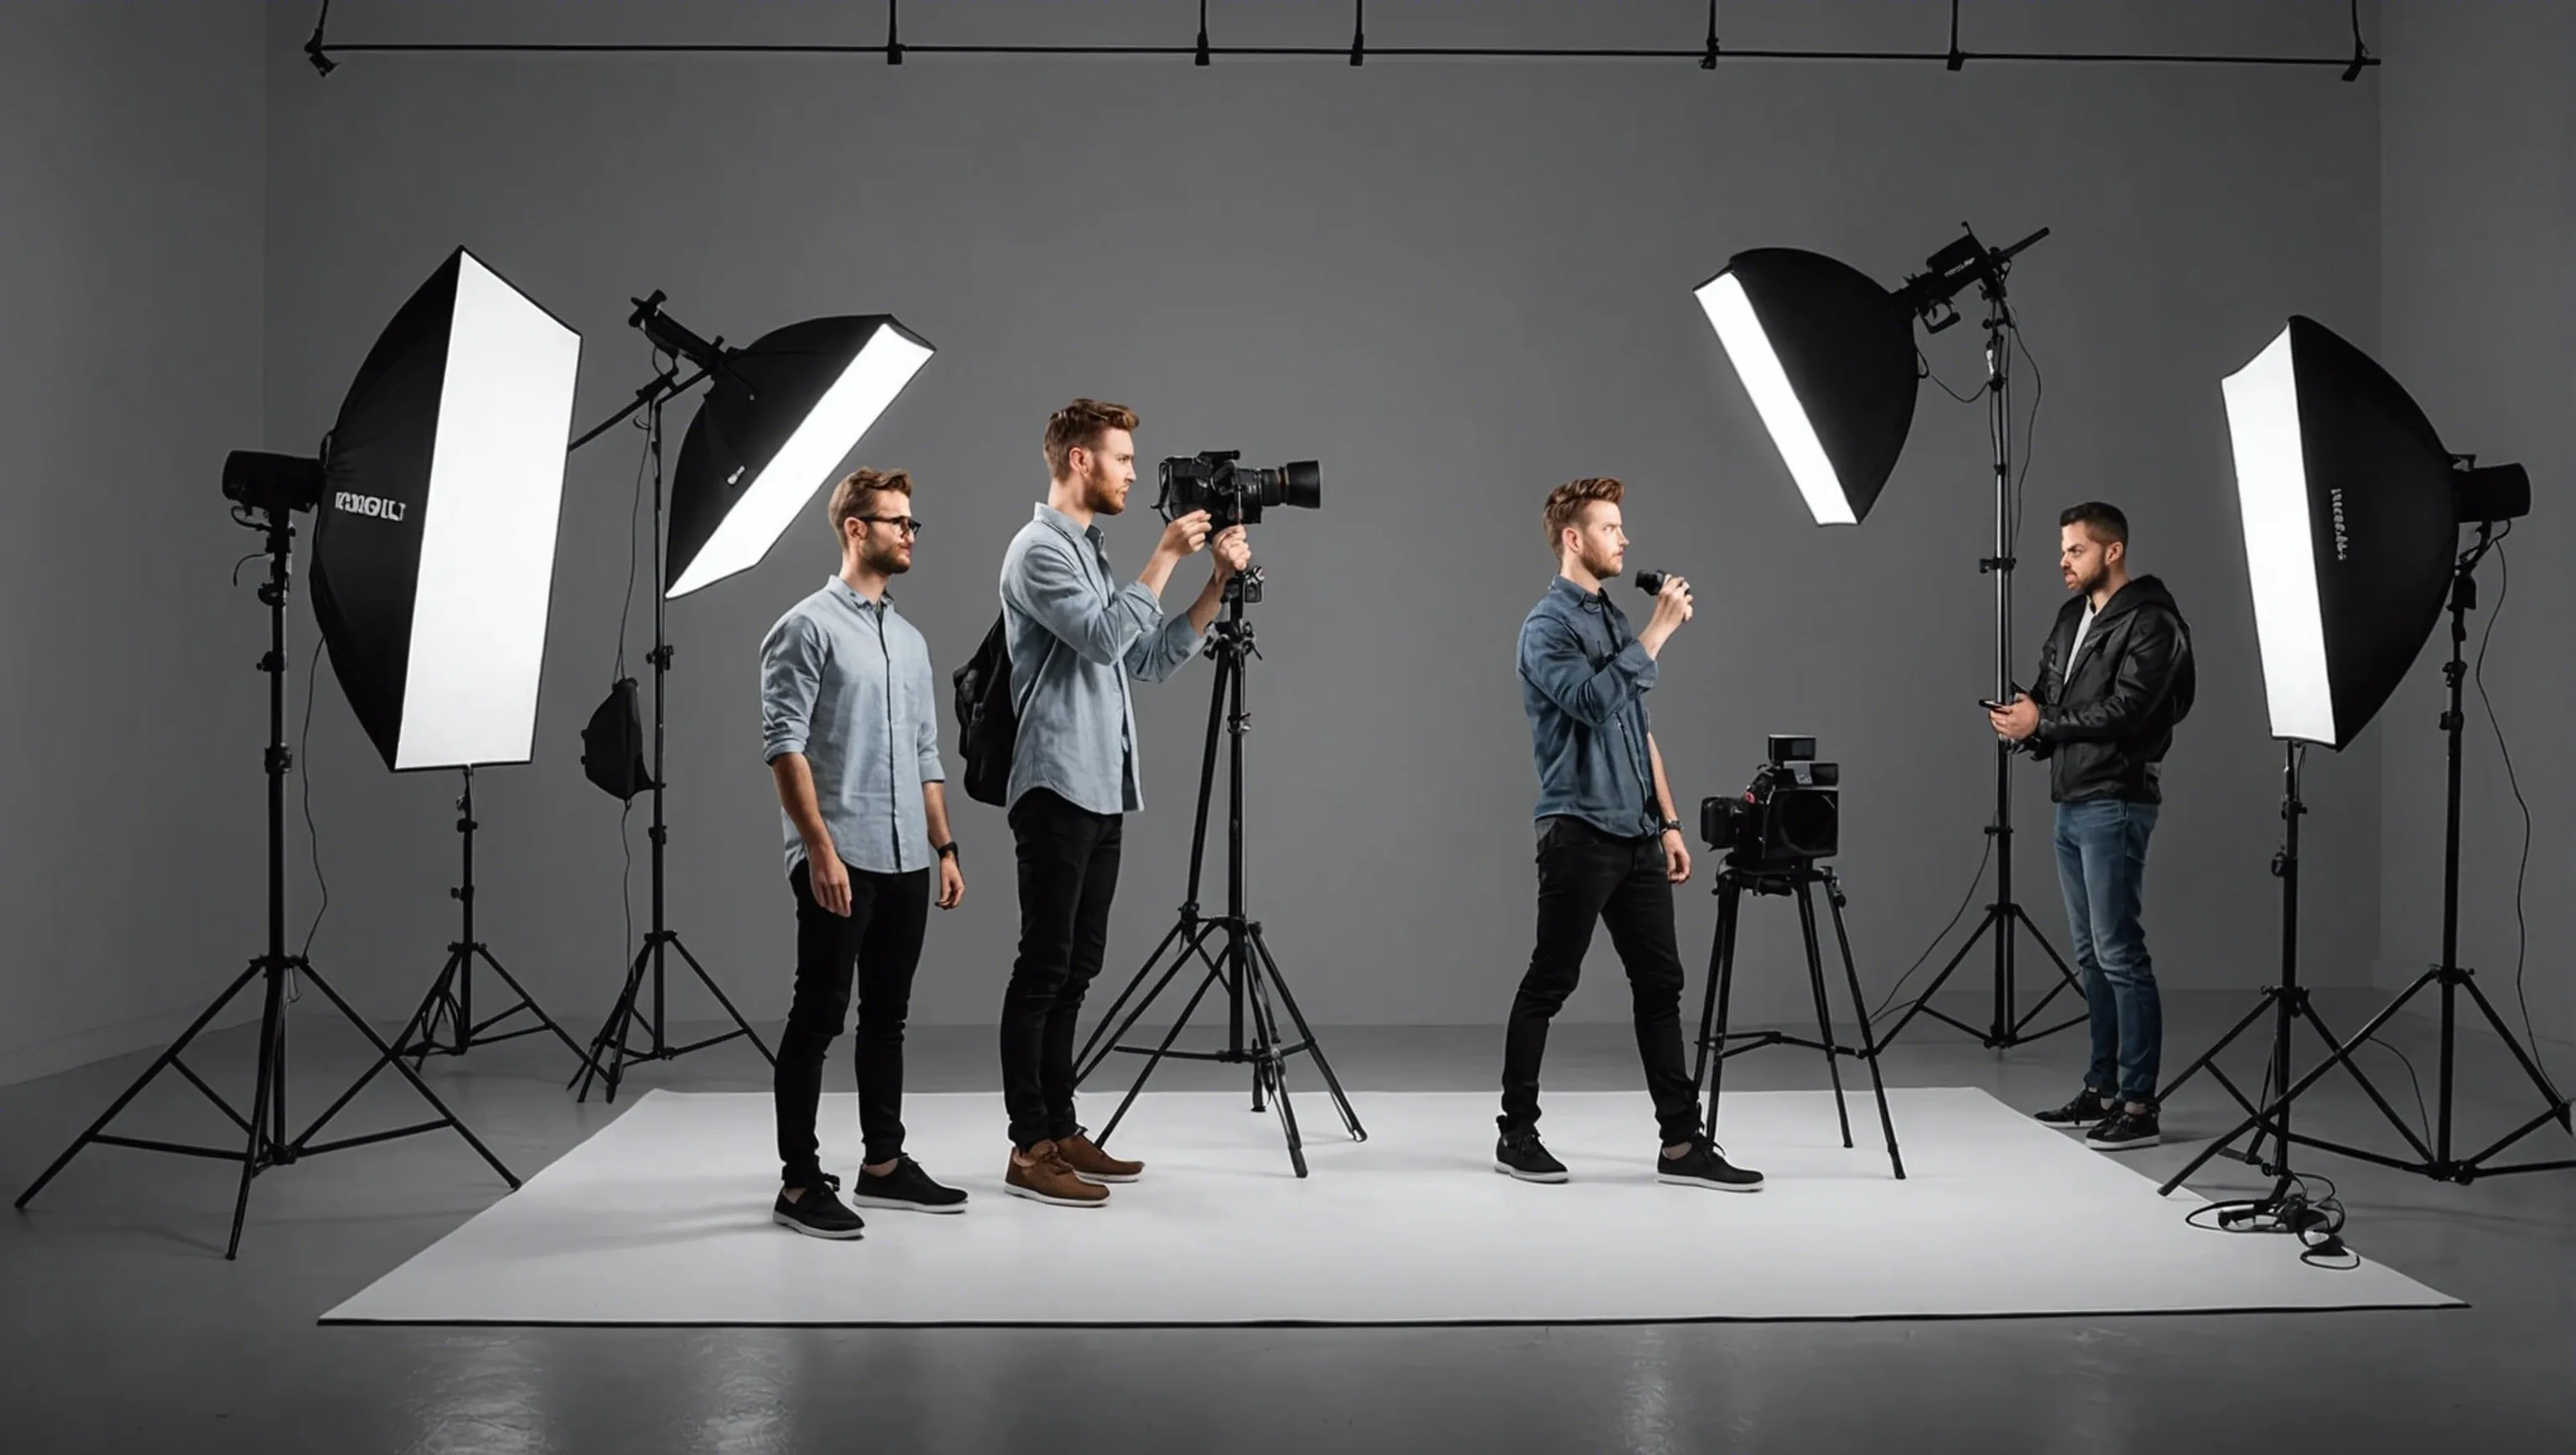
[14,507,518,1259]
[1876,243,2086,1053]
[2162,534,2572,1193]
[570,368,775,1103]
[1072,570,1363,1177]
[1695,860,1904,1177]
[391,766,591,1072]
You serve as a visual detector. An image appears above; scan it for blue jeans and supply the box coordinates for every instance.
[2053,800,2161,1104]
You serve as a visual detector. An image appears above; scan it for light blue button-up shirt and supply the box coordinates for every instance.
[1520,575,1662,839]
[1000,504,1204,815]
[759,577,945,876]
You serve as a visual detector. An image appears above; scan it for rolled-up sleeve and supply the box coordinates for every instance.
[1007,538,1160,666]
[913,647,946,784]
[760,616,825,762]
[1126,607,1203,683]
[1519,613,1657,727]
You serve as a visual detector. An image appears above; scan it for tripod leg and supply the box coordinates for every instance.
[1249,928,1364,1141]
[1096,965,1226,1146]
[288,961,519,1187]
[2004,905,2088,1040]
[1873,909,2001,1050]
[475,946,599,1074]
[1243,955,1308,1177]
[1704,878,1744,1136]
[1826,880,1904,1179]
[574,943,652,1103]
[226,964,291,1260]
[669,934,776,1064]
[392,947,465,1068]
[2460,974,2573,1120]
[1797,882,1854,1149]
[1074,914,1202,1083]
[15,961,266,1210]
[1692,879,1739,1091]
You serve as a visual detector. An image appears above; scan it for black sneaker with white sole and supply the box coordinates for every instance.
[1494,1128,1569,1182]
[849,1156,969,1213]
[773,1175,866,1239]
[1657,1135,1765,1191]
[2034,1088,2117,1128]
[2085,1109,2162,1151]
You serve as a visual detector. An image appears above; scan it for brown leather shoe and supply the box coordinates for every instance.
[1055,1130,1144,1184]
[1004,1141,1108,1207]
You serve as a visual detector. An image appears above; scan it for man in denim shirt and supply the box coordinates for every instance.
[1494,477,1763,1192]
[759,469,969,1238]
[995,399,1249,1208]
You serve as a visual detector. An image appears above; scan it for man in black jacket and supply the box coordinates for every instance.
[1989,502,2194,1151]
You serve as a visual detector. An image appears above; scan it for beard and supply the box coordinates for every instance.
[1587,545,1625,581]
[2068,561,2104,595]
[863,539,911,575]
[1083,463,1126,516]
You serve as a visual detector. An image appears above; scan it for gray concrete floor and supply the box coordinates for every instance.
[4,989,2571,1453]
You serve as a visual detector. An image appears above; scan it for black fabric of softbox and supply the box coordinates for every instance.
[1720,247,1919,524]
[2284,315,2461,751]
[311,252,460,772]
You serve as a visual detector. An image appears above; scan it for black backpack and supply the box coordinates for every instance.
[953,612,1021,807]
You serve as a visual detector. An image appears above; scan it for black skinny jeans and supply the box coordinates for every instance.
[999,788,1124,1151]
[1500,815,1703,1146]
[775,857,930,1187]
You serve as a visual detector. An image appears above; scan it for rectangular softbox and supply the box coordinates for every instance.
[314,247,583,771]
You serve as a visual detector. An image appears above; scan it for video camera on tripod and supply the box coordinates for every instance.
[1702,735,1841,875]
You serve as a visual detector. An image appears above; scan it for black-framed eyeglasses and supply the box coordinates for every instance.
[857,515,924,537]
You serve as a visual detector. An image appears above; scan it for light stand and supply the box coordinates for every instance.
[1071,569,1364,1177]
[1694,859,1904,1178]
[1873,234,2088,1052]
[569,353,776,1102]
[15,505,519,1258]
[2163,530,2572,1189]
[389,766,591,1072]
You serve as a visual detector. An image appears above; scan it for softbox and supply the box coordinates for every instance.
[1694,248,1919,527]
[664,315,934,599]
[313,247,583,771]
[2220,316,2460,749]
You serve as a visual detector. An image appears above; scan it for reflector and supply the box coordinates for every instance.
[313,247,583,771]
[665,316,934,598]
[1693,248,1919,526]
[2220,316,2459,749]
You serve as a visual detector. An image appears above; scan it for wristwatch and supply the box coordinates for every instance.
[935,841,960,865]
[1658,818,1685,837]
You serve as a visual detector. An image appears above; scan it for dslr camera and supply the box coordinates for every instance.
[1701,735,1841,873]
[1156,451,1322,531]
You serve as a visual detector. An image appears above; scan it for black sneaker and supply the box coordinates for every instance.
[2035,1088,2118,1128]
[1657,1135,1765,1192]
[849,1156,969,1213]
[772,1174,865,1239]
[2086,1109,2162,1151]
[1494,1128,1569,1182]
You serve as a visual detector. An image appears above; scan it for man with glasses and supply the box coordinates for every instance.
[759,467,969,1239]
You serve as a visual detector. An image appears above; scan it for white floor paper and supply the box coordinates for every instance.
[324,1088,2459,1325]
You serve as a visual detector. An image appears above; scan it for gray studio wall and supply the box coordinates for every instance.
[1,2,268,1083]
[2378,0,2575,1057]
[247,0,2387,1045]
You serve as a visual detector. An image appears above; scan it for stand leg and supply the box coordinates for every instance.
[1796,881,1855,1149]
[1826,877,1904,1179]
[1073,914,1202,1083]
[1096,964,1226,1146]
[1250,928,1364,1142]
[1701,876,1744,1136]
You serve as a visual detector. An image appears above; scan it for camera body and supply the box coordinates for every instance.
[1156,450,1322,530]
[1701,735,1840,872]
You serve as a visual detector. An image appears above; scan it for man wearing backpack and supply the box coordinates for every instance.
[1989,501,2195,1153]
[759,468,970,1239]
[993,398,1249,1206]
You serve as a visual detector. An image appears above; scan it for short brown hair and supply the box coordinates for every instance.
[827,467,914,539]
[1043,398,1140,481]
[1543,476,1625,554]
